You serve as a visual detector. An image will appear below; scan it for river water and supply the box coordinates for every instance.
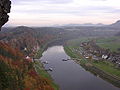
[39,46,119,90]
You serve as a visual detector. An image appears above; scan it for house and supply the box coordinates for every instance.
[79,40,120,68]
[25,56,33,62]
[102,55,108,59]
[26,56,30,59]
[24,47,27,51]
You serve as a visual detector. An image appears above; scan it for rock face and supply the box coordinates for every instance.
[0,0,11,30]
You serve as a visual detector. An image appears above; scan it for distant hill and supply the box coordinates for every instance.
[110,20,120,27]
[115,32,120,36]
[62,23,105,27]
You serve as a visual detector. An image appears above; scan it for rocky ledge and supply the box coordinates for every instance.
[0,0,11,30]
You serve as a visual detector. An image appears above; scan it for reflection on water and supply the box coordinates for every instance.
[40,46,119,90]
[46,46,64,53]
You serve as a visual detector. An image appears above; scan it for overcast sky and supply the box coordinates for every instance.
[6,0,120,26]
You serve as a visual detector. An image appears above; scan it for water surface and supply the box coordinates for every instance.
[40,46,119,90]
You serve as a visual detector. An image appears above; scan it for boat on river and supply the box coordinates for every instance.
[62,59,68,61]
[49,68,53,71]
[43,61,48,64]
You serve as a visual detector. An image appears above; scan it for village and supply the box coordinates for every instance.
[72,40,120,68]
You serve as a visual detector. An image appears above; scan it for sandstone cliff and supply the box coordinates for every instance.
[0,0,11,30]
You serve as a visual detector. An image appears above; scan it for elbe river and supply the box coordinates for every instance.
[39,46,119,90]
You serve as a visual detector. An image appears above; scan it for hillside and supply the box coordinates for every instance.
[115,32,120,36]
[110,20,120,28]
[0,42,54,90]
[0,26,65,57]
[0,26,63,90]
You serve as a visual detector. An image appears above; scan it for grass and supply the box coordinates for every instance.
[66,37,93,47]
[35,49,44,59]
[95,36,120,52]
[64,46,80,58]
[67,36,120,52]
[93,61,120,77]
[97,42,120,52]
[34,61,51,79]
[64,46,89,64]
[34,61,59,90]
[95,37,118,43]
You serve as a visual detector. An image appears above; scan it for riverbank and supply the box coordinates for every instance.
[34,60,59,90]
[64,46,120,88]
[33,41,59,90]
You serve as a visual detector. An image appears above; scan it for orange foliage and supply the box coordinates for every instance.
[0,42,55,90]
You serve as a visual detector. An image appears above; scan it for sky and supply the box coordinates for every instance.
[6,0,120,26]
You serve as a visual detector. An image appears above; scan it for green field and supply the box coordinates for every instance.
[64,46,79,58]
[95,36,120,52]
[95,37,119,43]
[93,61,120,77]
[66,36,120,52]
[66,37,95,47]
[97,42,120,52]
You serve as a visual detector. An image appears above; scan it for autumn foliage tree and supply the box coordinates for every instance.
[0,42,54,90]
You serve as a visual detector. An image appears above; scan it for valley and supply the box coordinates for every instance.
[1,0,120,89]
[0,20,120,89]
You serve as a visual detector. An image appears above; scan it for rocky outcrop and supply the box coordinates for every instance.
[0,0,11,30]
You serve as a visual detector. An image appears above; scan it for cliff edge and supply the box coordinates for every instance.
[0,0,11,30]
